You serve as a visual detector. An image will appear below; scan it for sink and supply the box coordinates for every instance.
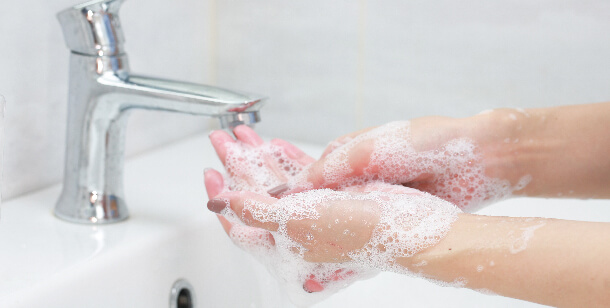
[0,134,288,307]
[1,133,608,307]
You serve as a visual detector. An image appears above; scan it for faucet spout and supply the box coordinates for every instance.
[102,73,265,129]
[55,0,266,224]
[120,75,262,115]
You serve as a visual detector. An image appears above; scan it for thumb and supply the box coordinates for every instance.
[208,191,280,232]
[274,138,375,196]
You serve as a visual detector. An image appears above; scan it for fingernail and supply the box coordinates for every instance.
[303,279,324,293]
[207,198,227,213]
[267,183,289,197]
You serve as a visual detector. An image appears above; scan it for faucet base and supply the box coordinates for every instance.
[55,191,129,224]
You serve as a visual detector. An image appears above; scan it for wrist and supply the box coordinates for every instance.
[396,213,486,282]
[462,109,543,195]
[397,213,547,289]
[399,212,610,307]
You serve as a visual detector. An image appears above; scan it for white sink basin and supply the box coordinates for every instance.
[1,134,608,307]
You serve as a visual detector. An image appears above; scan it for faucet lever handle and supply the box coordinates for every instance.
[57,0,126,56]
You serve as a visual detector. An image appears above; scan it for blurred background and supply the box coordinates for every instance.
[1,0,609,201]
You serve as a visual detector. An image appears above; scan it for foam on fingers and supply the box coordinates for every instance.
[233,124,264,146]
[301,121,531,212]
[224,141,307,195]
[216,134,465,305]
[209,130,236,163]
[270,138,315,165]
[220,188,461,306]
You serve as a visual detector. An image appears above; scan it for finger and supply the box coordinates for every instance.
[275,160,329,196]
[302,268,357,293]
[343,182,426,196]
[270,138,315,166]
[233,125,264,147]
[209,130,236,164]
[208,191,280,232]
[320,140,346,160]
[205,163,277,251]
[320,126,376,159]
[303,278,325,293]
[216,205,277,249]
[406,180,437,195]
[282,138,375,194]
[303,250,351,263]
[216,214,233,235]
[204,168,225,199]
[229,223,276,252]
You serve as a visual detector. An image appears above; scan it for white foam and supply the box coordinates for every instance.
[444,277,468,288]
[475,288,497,296]
[221,143,461,305]
[413,260,428,267]
[509,222,546,254]
[219,135,486,305]
[477,109,494,115]
[223,141,305,195]
[296,121,530,213]
[515,108,530,117]
[514,175,532,191]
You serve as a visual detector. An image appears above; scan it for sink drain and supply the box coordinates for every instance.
[170,279,196,308]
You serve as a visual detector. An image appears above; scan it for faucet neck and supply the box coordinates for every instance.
[55,53,130,224]
[85,53,130,79]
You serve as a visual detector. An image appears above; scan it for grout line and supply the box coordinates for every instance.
[356,0,367,130]
[206,0,220,132]
[208,0,218,86]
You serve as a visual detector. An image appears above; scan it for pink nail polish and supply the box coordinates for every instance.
[207,198,227,213]
[303,279,324,293]
[267,184,289,197]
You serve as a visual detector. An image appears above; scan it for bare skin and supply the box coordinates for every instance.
[208,194,610,308]
[205,102,610,306]
[286,102,610,202]
[406,214,610,308]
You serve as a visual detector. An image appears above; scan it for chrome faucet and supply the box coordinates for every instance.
[55,0,265,224]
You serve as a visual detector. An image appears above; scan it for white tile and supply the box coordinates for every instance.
[121,0,216,156]
[362,1,610,126]
[215,0,361,143]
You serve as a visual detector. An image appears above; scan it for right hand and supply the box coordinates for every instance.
[283,114,531,212]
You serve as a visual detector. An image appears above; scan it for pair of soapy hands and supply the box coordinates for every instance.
[205,120,503,292]
[205,126,374,292]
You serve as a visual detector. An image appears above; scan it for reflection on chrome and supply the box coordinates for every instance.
[55,0,267,224]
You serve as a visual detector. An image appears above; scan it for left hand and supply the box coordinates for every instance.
[207,125,344,292]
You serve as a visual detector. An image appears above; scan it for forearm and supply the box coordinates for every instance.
[467,102,610,198]
[398,214,610,307]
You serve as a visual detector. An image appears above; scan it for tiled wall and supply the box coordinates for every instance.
[215,0,610,142]
[2,0,610,200]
